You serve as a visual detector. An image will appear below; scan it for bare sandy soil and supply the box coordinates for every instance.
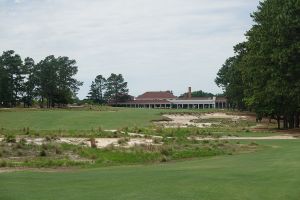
[0,137,156,149]
[59,137,155,148]
[157,112,247,128]
[158,114,212,128]
[199,112,247,120]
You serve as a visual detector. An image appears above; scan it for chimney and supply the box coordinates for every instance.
[188,87,192,99]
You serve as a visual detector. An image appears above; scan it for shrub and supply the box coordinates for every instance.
[0,160,7,167]
[55,147,62,155]
[16,142,24,149]
[4,134,16,143]
[17,150,23,156]
[160,146,172,156]
[41,143,49,150]
[26,127,30,135]
[153,137,163,144]
[19,138,27,145]
[160,155,168,162]
[39,150,47,157]
[45,136,52,141]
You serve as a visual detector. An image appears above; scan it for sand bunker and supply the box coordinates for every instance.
[156,114,212,128]
[156,112,248,128]
[199,113,247,121]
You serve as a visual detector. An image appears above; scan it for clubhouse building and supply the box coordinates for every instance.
[118,87,227,109]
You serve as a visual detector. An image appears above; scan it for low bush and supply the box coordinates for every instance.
[4,134,16,143]
[0,160,7,167]
[39,150,47,157]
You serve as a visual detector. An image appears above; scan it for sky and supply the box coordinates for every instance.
[0,0,260,99]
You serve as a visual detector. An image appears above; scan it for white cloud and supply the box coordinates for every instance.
[0,0,260,98]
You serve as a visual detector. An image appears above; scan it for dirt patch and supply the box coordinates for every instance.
[156,114,213,128]
[156,112,248,128]
[199,112,247,121]
[18,137,157,149]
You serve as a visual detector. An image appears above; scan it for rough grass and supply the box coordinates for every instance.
[0,140,300,200]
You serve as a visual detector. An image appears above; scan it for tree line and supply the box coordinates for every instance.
[87,74,130,105]
[215,0,300,129]
[180,90,223,98]
[0,50,82,108]
[0,50,131,108]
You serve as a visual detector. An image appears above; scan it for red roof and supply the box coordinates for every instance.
[121,100,171,104]
[136,91,177,100]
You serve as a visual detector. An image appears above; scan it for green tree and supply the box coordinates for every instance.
[243,0,300,128]
[180,90,214,98]
[88,75,107,104]
[35,55,82,108]
[104,73,129,105]
[22,57,36,107]
[216,0,300,129]
[215,43,247,110]
[0,50,24,107]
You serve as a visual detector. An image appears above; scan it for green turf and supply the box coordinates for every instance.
[0,109,165,130]
[1,140,299,200]
[0,108,216,130]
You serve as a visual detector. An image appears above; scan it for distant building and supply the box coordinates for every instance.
[136,91,176,101]
[117,87,227,109]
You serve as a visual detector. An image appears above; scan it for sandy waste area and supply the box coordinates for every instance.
[0,137,156,149]
[156,112,247,128]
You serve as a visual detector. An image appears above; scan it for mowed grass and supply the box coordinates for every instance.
[0,108,214,130]
[1,140,300,200]
[0,109,164,130]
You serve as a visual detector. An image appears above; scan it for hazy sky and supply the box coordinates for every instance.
[0,0,260,99]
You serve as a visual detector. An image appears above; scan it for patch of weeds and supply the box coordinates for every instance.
[41,143,49,150]
[19,138,27,145]
[17,150,23,156]
[45,136,53,142]
[0,160,7,167]
[160,146,173,156]
[250,142,258,146]
[153,137,163,144]
[202,140,210,144]
[39,150,47,157]
[4,134,16,143]
[160,155,169,162]
[118,137,129,145]
[55,147,62,155]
